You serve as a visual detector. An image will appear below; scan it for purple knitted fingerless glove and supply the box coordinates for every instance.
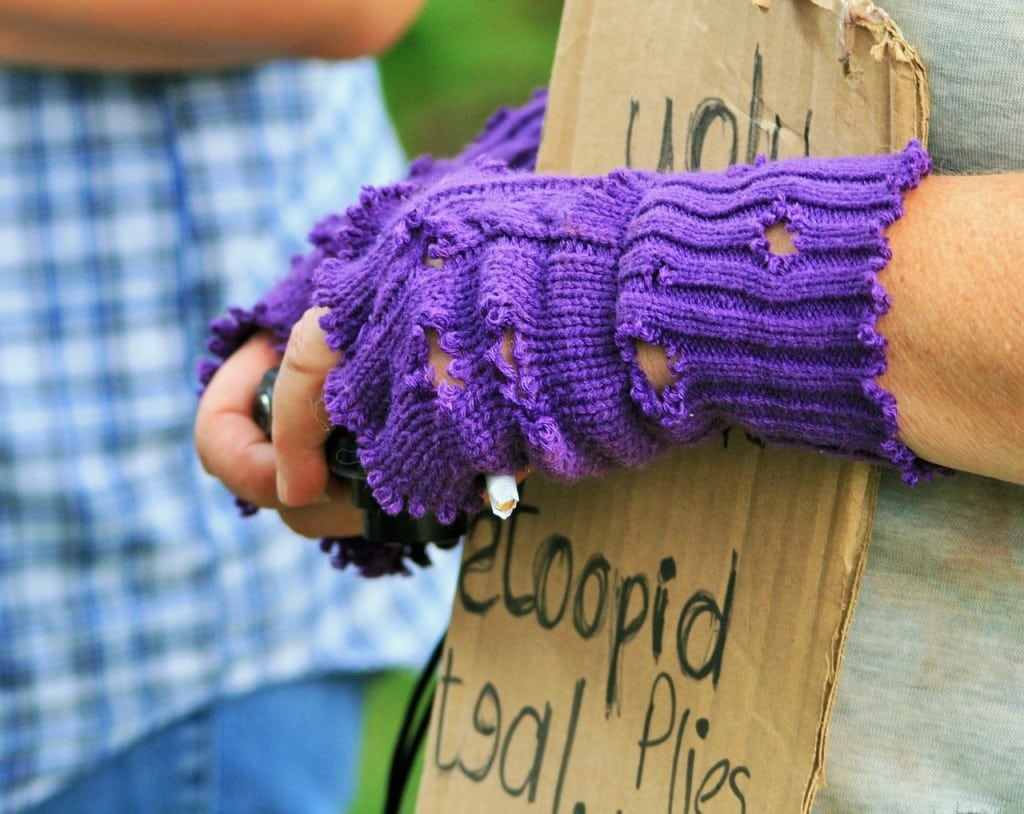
[198,91,547,567]
[316,143,936,524]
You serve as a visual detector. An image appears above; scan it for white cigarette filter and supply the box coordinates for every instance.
[485,473,519,519]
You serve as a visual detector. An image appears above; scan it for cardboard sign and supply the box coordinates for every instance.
[537,0,927,174]
[416,1,927,811]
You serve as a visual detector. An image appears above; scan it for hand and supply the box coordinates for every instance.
[194,317,363,540]
[194,89,553,537]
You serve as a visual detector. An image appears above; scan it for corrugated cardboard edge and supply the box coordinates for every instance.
[804,466,879,811]
[807,6,927,808]
[756,0,835,10]
[840,1,930,149]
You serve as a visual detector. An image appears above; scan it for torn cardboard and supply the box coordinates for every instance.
[538,0,926,174]
[416,1,927,811]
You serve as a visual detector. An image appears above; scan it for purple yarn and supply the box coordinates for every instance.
[197,241,325,392]
[616,145,937,485]
[315,143,937,524]
[318,537,433,578]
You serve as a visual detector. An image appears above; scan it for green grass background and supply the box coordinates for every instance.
[347,4,562,812]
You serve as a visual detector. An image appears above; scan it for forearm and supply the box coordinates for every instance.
[880,173,1024,484]
[0,23,267,70]
[0,0,426,70]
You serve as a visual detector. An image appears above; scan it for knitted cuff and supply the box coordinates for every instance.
[616,142,935,483]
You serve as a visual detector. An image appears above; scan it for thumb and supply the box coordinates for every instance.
[272,307,341,506]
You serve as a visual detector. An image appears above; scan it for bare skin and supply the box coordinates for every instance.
[194,312,364,538]
[0,0,427,70]
[194,172,1024,539]
[877,174,1024,483]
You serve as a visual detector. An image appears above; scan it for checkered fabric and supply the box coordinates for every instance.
[0,59,460,811]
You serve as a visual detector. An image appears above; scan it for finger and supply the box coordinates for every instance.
[194,332,282,507]
[273,306,341,506]
[278,478,364,539]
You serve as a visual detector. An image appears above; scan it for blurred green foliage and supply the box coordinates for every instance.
[347,669,422,814]
[380,0,562,159]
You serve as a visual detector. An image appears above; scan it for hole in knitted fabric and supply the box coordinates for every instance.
[424,255,444,269]
[426,328,518,392]
[425,329,465,389]
[765,220,798,256]
[500,327,517,375]
[634,340,677,394]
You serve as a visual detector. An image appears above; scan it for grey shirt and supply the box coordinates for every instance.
[815,3,1024,811]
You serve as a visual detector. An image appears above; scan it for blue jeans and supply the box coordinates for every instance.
[29,674,373,814]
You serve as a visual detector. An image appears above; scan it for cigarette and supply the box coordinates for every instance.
[485,473,519,519]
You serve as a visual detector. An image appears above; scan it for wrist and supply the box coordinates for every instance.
[879,174,1024,484]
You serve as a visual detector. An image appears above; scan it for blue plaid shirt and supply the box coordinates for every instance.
[0,59,459,811]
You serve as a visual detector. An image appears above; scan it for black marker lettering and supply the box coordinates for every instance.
[464,682,502,782]
[503,506,536,617]
[433,647,462,772]
[573,554,610,639]
[626,98,641,168]
[459,514,500,616]
[729,765,750,813]
[745,44,763,164]
[669,706,691,814]
[695,759,730,813]
[635,672,676,790]
[684,721,697,814]
[534,534,573,630]
[607,573,650,711]
[499,702,552,801]
[658,97,675,172]
[651,556,677,662]
[676,551,738,687]
[552,678,586,814]
[687,98,738,171]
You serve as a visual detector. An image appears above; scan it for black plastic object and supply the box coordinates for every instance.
[254,368,466,547]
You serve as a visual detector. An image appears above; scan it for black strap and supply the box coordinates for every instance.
[384,633,446,814]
